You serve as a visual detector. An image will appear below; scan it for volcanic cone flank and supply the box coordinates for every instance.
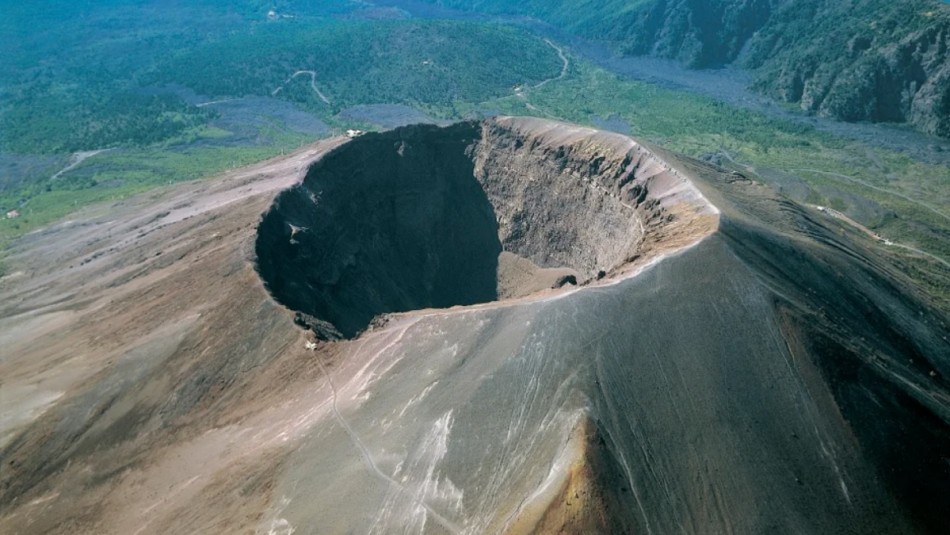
[1,118,947,534]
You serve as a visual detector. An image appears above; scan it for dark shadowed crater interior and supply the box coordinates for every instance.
[256,122,500,338]
[256,121,645,338]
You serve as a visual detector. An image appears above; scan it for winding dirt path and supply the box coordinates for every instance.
[272,70,332,105]
[195,98,239,108]
[709,149,947,268]
[513,38,570,119]
[813,205,950,268]
[792,168,949,222]
[314,327,462,535]
[888,242,950,269]
[533,39,569,89]
[51,149,113,180]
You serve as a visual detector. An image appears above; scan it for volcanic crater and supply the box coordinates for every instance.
[3,117,950,534]
[255,117,717,338]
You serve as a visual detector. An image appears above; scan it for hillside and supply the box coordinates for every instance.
[421,0,950,137]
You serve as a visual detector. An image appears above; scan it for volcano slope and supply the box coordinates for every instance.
[1,117,948,534]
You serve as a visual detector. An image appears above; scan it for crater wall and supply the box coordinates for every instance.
[255,122,500,338]
[256,117,716,337]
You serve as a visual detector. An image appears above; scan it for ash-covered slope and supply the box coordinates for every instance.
[1,118,948,534]
[254,118,950,533]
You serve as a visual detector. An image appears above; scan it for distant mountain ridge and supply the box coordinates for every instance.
[423,0,950,138]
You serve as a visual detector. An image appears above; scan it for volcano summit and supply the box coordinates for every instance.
[255,118,717,338]
[1,118,948,534]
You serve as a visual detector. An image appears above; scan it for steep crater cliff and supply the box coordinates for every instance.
[255,117,716,338]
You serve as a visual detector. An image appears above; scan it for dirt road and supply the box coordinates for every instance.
[272,70,332,105]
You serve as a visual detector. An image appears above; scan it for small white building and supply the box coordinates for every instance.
[345,129,365,138]
[6,210,20,219]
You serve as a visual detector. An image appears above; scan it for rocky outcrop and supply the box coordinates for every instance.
[614,0,779,68]
[626,0,950,137]
[420,0,950,137]
[473,119,645,275]
[622,0,950,136]
[748,2,950,137]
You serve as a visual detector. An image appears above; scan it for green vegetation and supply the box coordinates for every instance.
[2,2,237,153]
[413,0,654,36]
[0,140,311,244]
[419,0,950,136]
[1,3,560,154]
[152,21,562,113]
[1,90,216,154]
[1,10,561,243]
[0,1,364,153]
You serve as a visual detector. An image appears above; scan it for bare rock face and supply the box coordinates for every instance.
[629,0,950,137]
[907,27,950,138]
[797,21,950,137]
[474,119,643,277]
[256,117,715,337]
